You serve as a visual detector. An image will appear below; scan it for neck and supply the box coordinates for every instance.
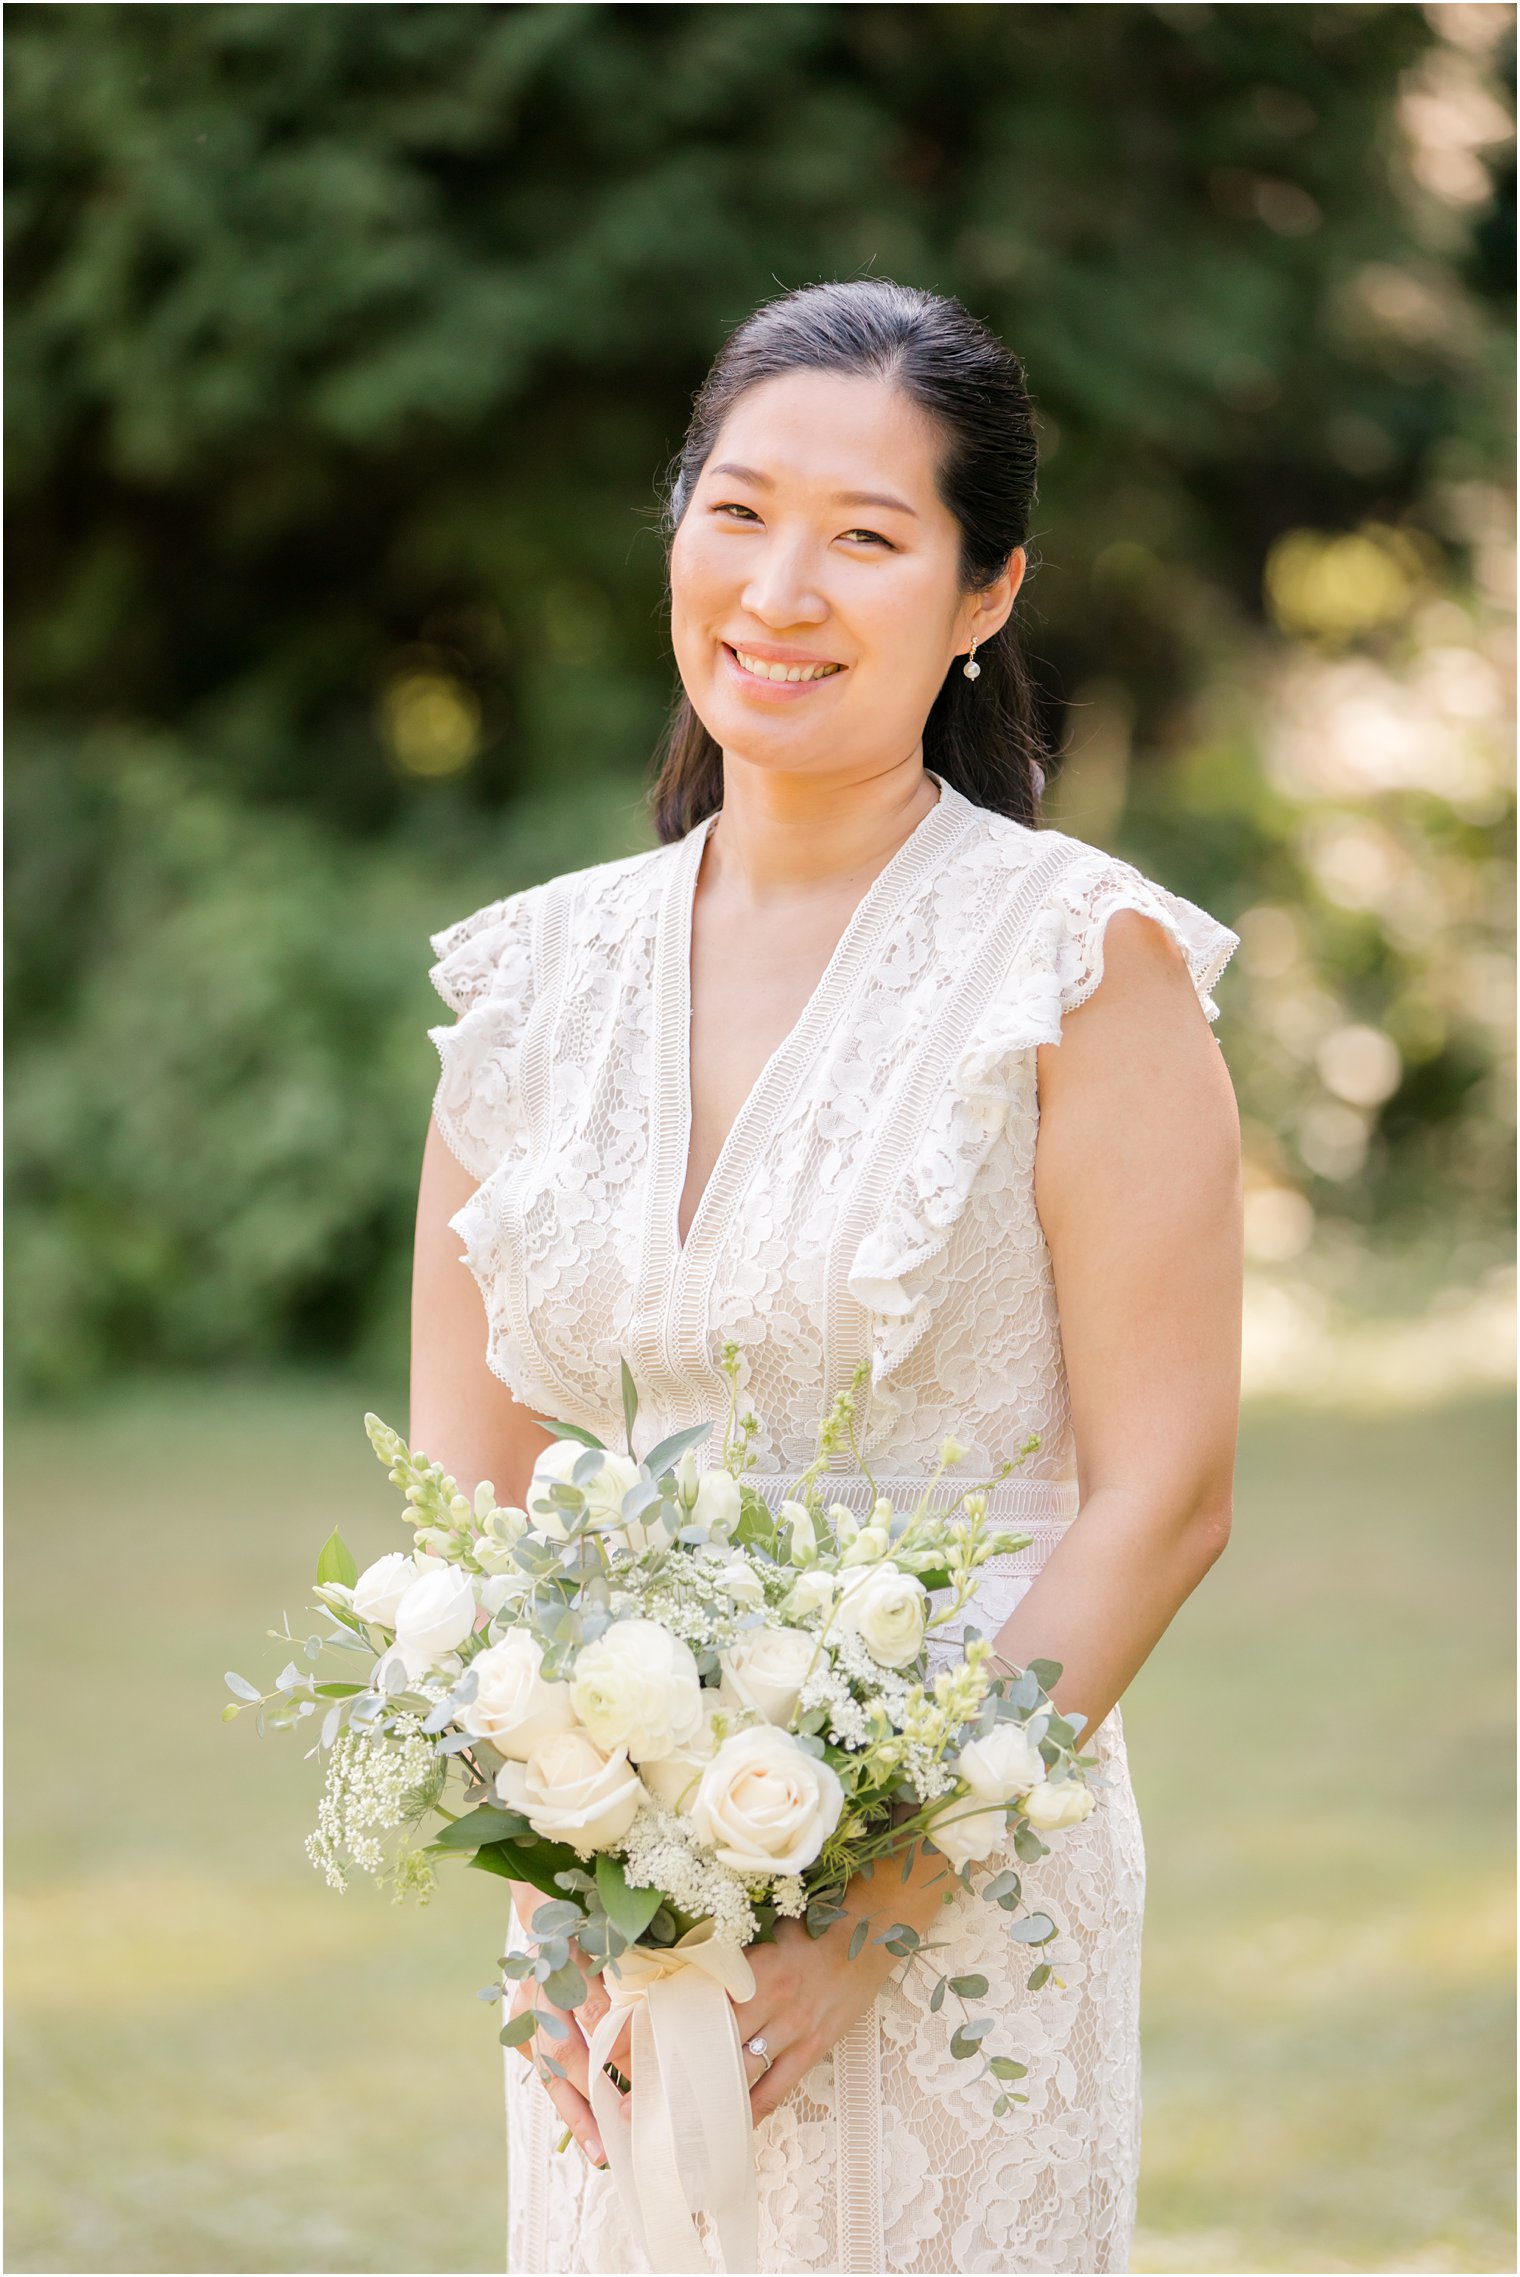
[703,755,942,905]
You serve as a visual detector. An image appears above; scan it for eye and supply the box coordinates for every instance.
[842,528,894,549]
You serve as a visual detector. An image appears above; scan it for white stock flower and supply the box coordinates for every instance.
[833,1563,928,1668]
[714,1558,765,1608]
[784,1568,838,1622]
[690,1726,844,1876]
[569,1619,704,1764]
[957,1723,1047,1803]
[718,1627,819,1727]
[392,1563,479,1675]
[527,1442,660,1552]
[1021,1777,1096,1832]
[496,1729,645,1857]
[459,1629,576,1762]
[640,1691,725,1814]
[778,1499,817,1566]
[352,1552,420,1627]
[692,1467,742,1541]
[840,1523,890,1567]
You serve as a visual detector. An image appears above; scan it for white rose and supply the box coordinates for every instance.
[692,1468,742,1541]
[352,1551,419,1627]
[392,1563,479,1675]
[715,1558,766,1608]
[718,1627,819,1727]
[569,1619,704,1764]
[833,1563,928,1668]
[527,1442,661,1552]
[927,1793,1009,1872]
[459,1629,577,1761]
[641,1691,725,1814]
[1021,1777,1096,1832]
[690,1726,844,1876]
[496,1729,645,1857]
[841,1523,890,1567]
[784,1568,838,1622]
[957,1723,1047,1803]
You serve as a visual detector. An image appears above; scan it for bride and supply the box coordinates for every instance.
[411,278,1243,2275]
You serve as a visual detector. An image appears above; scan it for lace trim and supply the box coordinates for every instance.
[426,886,542,1187]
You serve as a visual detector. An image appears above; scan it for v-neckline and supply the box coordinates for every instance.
[653,770,973,1280]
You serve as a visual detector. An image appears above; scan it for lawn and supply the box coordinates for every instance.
[5,1375,1513,2274]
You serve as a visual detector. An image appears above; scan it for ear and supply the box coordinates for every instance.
[957,546,1027,651]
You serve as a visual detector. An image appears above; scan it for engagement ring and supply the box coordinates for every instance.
[745,2035,772,2073]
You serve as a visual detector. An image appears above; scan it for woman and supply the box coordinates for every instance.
[412,279,1242,2275]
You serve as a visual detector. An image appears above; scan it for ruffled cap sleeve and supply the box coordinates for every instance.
[426,886,539,1184]
[955,847,1241,1103]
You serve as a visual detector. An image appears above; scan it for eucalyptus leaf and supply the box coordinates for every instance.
[224,1671,261,1702]
[1008,1912,1058,1945]
[499,2011,537,2048]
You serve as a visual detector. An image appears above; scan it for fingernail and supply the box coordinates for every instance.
[588,2138,605,2166]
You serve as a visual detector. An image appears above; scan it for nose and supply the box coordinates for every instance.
[740,531,829,630]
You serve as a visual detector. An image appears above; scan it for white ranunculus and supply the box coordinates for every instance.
[1021,1776,1096,1832]
[640,1691,725,1814]
[692,1467,742,1542]
[833,1562,928,1668]
[840,1523,890,1567]
[352,1551,420,1627]
[527,1442,659,1552]
[496,1729,645,1857]
[459,1629,577,1762]
[569,1619,704,1764]
[690,1726,844,1876]
[927,1791,1009,1872]
[784,1568,838,1622]
[392,1563,479,1675]
[718,1627,820,1727]
[714,1557,765,1608]
[957,1723,1047,1803]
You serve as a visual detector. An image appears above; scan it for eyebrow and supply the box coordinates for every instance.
[706,461,920,520]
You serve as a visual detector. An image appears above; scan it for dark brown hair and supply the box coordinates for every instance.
[647,277,1052,843]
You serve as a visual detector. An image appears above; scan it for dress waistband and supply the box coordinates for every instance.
[742,1470,1080,1527]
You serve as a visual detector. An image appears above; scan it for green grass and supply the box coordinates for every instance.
[5,1377,1513,2273]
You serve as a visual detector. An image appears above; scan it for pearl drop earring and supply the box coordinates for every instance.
[963,638,981,681]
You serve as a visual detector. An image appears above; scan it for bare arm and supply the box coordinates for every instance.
[992,907,1244,1743]
[409,1112,553,1509]
[411,1109,614,2163]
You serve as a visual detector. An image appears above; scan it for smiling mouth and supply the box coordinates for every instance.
[725,644,845,685]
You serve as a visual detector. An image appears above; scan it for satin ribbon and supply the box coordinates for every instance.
[585,1921,759,2274]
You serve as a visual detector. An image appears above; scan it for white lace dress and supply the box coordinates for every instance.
[426,771,1239,2277]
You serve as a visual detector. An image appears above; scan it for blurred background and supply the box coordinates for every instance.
[5,4,1514,2272]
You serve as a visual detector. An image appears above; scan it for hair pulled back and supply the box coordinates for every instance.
[648,278,1051,843]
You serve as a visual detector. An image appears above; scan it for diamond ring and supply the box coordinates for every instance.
[745,2034,772,2073]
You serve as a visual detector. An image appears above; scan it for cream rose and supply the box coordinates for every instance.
[569,1619,704,1763]
[495,1728,645,1856]
[833,1562,928,1668]
[640,1691,725,1815]
[391,1562,479,1676]
[927,1793,1010,1872]
[690,1726,844,1877]
[1021,1776,1096,1832]
[352,1551,420,1627]
[957,1723,1047,1804]
[718,1627,820,1728]
[459,1629,577,1761]
[527,1442,662,1553]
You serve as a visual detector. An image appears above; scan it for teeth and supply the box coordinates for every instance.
[734,648,842,683]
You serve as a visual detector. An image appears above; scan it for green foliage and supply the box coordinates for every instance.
[3,7,1512,1397]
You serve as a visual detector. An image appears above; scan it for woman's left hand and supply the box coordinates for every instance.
[732,1844,952,2123]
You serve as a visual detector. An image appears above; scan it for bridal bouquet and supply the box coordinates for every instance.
[225,1344,1100,2269]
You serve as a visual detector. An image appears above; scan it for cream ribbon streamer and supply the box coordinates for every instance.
[585,1921,759,2274]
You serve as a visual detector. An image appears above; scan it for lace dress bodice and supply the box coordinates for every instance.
[426,770,1239,2275]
